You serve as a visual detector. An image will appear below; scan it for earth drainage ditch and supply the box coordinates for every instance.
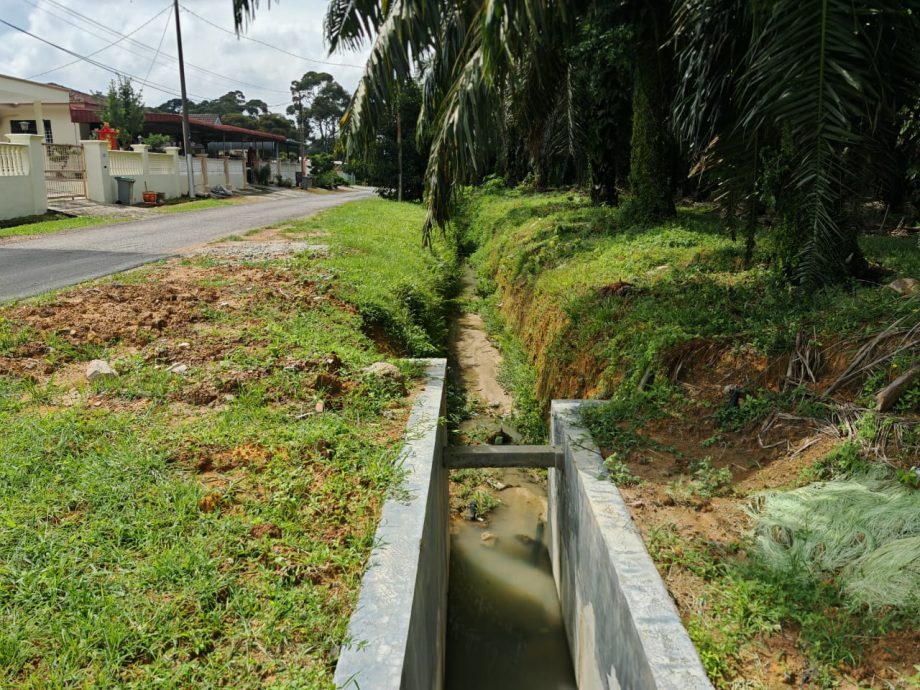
[333,267,712,690]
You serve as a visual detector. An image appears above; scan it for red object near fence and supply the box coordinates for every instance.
[97,122,118,150]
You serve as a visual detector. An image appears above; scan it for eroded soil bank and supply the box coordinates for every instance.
[465,189,920,689]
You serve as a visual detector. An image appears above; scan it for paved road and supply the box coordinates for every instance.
[0,188,373,302]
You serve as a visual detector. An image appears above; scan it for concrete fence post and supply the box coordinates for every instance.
[130,143,150,177]
[6,133,47,215]
[164,146,181,198]
[196,154,208,195]
[223,155,230,187]
[81,140,115,203]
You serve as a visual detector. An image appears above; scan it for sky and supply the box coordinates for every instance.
[0,0,371,112]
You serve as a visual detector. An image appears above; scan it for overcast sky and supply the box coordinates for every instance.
[0,0,370,111]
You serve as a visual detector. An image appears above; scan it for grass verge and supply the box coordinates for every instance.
[0,198,451,688]
[0,213,119,239]
[152,197,247,214]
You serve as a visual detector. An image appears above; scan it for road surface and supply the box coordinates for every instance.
[0,188,372,302]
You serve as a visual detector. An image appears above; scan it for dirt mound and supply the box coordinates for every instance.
[8,280,220,347]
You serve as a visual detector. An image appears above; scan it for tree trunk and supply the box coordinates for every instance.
[396,90,404,203]
[627,0,676,222]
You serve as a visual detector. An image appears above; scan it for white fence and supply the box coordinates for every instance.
[0,142,29,176]
[148,152,175,175]
[108,150,143,177]
[0,135,47,220]
[0,137,252,219]
[175,155,246,195]
[80,143,249,204]
[277,160,299,184]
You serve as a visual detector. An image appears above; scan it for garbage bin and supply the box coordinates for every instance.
[114,176,135,205]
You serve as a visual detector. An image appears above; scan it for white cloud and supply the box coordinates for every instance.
[0,0,370,111]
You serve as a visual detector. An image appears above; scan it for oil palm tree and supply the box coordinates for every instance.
[674,0,920,283]
[233,0,676,237]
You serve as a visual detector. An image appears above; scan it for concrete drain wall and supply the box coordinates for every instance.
[333,359,448,690]
[333,370,712,690]
[550,401,713,690]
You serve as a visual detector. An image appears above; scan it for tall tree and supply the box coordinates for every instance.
[100,76,145,147]
[288,72,333,161]
[309,80,351,152]
[351,79,430,201]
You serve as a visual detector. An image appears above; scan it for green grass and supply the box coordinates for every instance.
[468,190,919,392]
[153,197,245,214]
[0,214,119,239]
[0,198,452,688]
[284,198,459,356]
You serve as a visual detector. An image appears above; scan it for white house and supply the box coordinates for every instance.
[0,74,88,145]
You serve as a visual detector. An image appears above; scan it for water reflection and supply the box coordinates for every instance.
[445,472,577,690]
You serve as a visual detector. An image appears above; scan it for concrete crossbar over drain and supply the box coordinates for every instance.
[333,360,713,690]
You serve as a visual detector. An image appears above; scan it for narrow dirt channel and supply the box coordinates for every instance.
[444,265,576,689]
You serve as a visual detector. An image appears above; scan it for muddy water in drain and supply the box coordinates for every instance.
[445,469,576,689]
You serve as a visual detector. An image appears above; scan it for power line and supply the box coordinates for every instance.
[144,10,172,86]
[179,4,365,70]
[0,18,206,99]
[19,0,291,96]
[27,2,173,79]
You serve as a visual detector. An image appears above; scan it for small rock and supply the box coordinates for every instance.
[885,277,919,296]
[480,531,498,547]
[315,400,325,413]
[177,342,191,349]
[167,363,189,375]
[86,360,118,381]
[323,352,343,372]
[487,400,502,409]
[363,361,405,383]
[486,478,508,491]
[250,523,282,539]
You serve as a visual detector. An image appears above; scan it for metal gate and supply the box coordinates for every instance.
[43,144,86,199]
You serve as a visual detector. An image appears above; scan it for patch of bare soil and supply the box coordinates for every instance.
[449,266,513,415]
[449,311,513,414]
[590,339,920,688]
[0,259,318,383]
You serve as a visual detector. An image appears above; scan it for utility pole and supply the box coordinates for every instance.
[174,0,196,198]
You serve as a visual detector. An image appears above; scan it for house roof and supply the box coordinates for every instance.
[0,73,71,105]
[67,108,286,142]
[144,112,286,142]
[187,113,221,125]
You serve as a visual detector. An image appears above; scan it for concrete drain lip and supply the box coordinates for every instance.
[333,370,712,690]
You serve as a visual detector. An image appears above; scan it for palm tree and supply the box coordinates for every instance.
[233,0,677,237]
[674,0,920,283]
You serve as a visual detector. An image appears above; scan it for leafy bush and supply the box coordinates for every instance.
[315,171,343,189]
[255,164,272,185]
[310,153,335,176]
[141,133,171,152]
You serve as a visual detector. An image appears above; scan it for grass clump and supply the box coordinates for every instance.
[286,198,458,356]
[667,457,733,504]
[748,474,920,612]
